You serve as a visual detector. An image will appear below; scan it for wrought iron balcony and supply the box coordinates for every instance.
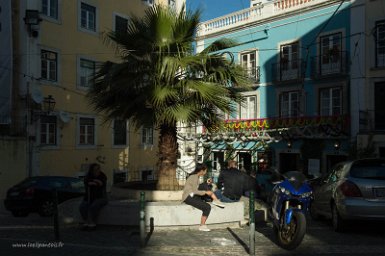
[272,58,304,83]
[310,51,349,79]
[245,66,261,83]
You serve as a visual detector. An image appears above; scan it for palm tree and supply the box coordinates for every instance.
[88,5,251,190]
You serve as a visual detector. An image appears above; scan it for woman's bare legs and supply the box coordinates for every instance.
[201,215,208,225]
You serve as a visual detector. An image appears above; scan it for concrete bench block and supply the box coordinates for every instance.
[58,198,245,228]
[145,201,244,227]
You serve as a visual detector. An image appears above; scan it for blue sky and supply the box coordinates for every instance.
[186,0,250,21]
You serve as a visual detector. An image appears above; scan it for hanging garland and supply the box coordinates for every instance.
[223,115,348,132]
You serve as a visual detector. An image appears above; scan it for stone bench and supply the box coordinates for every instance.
[58,198,245,229]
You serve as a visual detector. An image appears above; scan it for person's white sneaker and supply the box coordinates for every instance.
[198,225,211,232]
[212,200,225,208]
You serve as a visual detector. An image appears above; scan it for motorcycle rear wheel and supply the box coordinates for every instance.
[276,211,306,250]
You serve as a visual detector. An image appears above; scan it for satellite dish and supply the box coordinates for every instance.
[59,111,71,123]
[31,88,44,103]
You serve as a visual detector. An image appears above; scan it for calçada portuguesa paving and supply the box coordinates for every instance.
[1,207,385,256]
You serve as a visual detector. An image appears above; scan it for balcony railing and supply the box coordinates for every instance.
[245,66,261,83]
[272,59,304,83]
[310,51,349,79]
[197,0,327,37]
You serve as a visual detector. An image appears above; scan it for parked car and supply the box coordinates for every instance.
[310,158,385,232]
[4,176,85,217]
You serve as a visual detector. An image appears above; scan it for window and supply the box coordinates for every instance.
[241,51,258,79]
[113,119,127,146]
[42,0,58,19]
[319,87,342,116]
[280,42,299,70]
[142,126,153,145]
[375,20,385,67]
[279,42,299,81]
[79,58,95,88]
[80,2,96,31]
[320,32,342,74]
[41,50,57,82]
[40,115,57,145]
[115,15,128,35]
[240,96,257,119]
[79,117,95,145]
[280,91,299,117]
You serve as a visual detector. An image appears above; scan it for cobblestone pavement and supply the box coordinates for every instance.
[1,206,385,256]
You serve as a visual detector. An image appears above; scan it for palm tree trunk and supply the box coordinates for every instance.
[156,124,182,190]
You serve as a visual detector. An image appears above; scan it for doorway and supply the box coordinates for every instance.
[238,152,252,174]
[279,153,300,173]
[326,154,347,172]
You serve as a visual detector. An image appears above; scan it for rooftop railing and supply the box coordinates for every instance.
[197,0,331,37]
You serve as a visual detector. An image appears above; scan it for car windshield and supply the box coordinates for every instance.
[350,160,385,180]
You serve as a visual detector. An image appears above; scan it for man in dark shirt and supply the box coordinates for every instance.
[215,160,255,202]
[79,163,108,230]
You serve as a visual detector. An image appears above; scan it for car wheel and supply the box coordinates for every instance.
[11,210,29,217]
[331,203,345,232]
[38,200,55,217]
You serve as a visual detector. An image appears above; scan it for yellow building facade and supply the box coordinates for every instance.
[0,0,185,197]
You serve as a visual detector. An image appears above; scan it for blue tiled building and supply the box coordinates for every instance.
[194,0,356,177]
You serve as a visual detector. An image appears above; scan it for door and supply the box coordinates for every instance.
[320,33,342,75]
[280,42,299,80]
[313,163,343,218]
[238,152,252,174]
[212,151,224,183]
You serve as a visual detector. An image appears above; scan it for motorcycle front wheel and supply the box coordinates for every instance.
[275,211,306,250]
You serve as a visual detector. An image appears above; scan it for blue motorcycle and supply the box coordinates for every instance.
[269,170,313,250]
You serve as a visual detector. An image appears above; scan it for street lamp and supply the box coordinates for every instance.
[31,95,56,122]
[43,95,56,114]
[334,140,341,150]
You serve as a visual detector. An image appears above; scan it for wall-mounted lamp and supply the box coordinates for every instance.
[264,24,270,36]
[31,95,56,122]
[334,140,340,150]
[287,140,292,149]
[24,10,42,37]
[43,95,56,114]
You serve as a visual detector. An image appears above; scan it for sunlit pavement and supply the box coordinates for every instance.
[1,205,385,256]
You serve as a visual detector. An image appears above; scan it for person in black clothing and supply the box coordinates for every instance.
[79,163,108,229]
[214,160,254,202]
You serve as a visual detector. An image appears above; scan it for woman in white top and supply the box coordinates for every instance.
[182,163,225,232]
